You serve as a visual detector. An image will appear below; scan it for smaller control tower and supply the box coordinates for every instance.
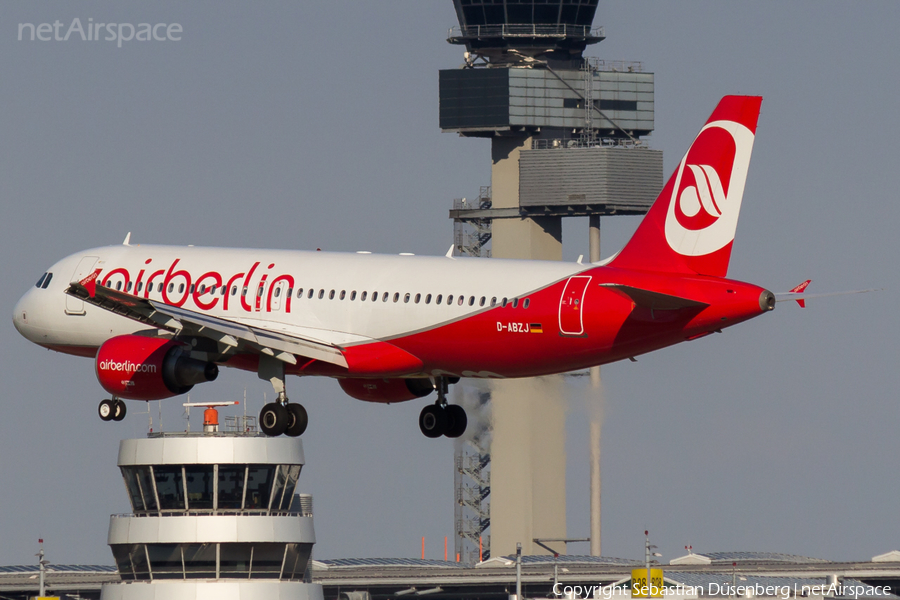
[101,410,323,600]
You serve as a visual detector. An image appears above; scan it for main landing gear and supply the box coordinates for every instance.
[259,393,308,438]
[98,398,126,422]
[257,354,307,438]
[419,377,467,439]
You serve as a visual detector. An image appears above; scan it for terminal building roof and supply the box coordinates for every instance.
[671,551,831,565]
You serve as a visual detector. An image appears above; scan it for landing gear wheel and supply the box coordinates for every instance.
[259,402,289,436]
[419,404,447,438]
[285,404,308,438]
[444,404,467,438]
[112,400,127,422]
[98,399,115,422]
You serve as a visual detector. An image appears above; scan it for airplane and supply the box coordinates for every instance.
[12,95,808,439]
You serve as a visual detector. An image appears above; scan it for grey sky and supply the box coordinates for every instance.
[1,1,898,566]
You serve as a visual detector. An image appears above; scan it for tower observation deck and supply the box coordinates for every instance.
[448,0,604,58]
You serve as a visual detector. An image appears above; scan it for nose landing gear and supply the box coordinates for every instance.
[98,398,126,422]
[418,377,467,439]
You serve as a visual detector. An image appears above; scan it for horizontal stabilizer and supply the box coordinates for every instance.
[600,284,709,311]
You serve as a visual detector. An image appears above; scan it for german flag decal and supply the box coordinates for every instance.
[529,323,543,333]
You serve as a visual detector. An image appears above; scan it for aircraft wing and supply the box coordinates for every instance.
[65,273,349,368]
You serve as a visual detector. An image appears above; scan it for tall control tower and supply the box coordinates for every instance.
[441,1,661,561]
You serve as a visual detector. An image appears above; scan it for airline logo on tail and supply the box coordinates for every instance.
[664,120,755,257]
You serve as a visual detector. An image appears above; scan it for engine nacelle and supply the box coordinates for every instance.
[96,335,219,401]
[338,378,433,404]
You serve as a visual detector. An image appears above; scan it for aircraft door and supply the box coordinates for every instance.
[558,275,591,336]
[66,256,99,315]
[270,280,287,312]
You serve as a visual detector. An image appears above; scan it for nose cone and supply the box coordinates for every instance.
[12,288,38,341]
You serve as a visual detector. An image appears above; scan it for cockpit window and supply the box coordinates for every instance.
[35,272,53,289]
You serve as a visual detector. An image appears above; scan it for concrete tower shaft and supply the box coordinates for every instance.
[444,0,661,560]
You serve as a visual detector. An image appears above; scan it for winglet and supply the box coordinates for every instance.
[123,232,132,246]
[446,245,454,258]
[788,280,811,308]
[79,268,102,298]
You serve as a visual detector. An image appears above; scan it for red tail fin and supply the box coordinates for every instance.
[609,96,763,277]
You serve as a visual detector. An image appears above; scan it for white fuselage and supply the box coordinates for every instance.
[14,244,587,355]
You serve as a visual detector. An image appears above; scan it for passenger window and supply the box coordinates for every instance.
[159,283,165,293]
[190,284,195,294]
[296,288,303,298]
[361,291,368,301]
[425,294,432,304]
[459,296,465,306]
[286,287,292,297]
[318,290,324,299]
[329,290,335,300]
[468,296,474,306]
[274,287,281,298]
[179,284,185,293]
[480,297,486,306]
[436,294,442,304]
[340,290,346,300]
[491,297,497,306]
[126,282,132,292]
[231,286,237,296]
[116,281,122,291]
[137,282,143,293]
[447,295,453,305]
[404,293,411,303]
[382,292,389,302]
[35,273,47,288]
[372,292,378,302]
[350,291,357,301]
[308,289,314,299]
[415,293,421,304]
[524,298,530,309]
[393,293,400,303]
[512,298,519,308]
[257,286,264,298]
[502,297,508,307]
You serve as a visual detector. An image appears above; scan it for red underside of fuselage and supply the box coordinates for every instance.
[41,344,99,358]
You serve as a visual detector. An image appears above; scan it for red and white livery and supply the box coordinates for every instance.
[13,96,786,438]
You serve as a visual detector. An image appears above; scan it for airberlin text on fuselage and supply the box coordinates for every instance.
[99,258,293,314]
